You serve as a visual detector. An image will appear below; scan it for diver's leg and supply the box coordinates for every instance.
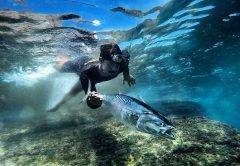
[47,80,83,112]
[54,55,71,71]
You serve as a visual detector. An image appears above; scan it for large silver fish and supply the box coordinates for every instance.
[100,94,175,139]
[84,81,175,139]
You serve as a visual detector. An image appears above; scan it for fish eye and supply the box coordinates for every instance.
[159,122,164,126]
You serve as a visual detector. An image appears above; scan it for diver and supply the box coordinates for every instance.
[47,43,135,112]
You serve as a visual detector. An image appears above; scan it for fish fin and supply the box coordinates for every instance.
[138,95,145,103]
[118,89,122,94]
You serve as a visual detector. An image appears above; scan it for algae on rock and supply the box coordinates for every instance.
[0,110,239,165]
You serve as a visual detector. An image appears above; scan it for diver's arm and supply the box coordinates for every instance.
[47,80,83,112]
[80,72,97,93]
[123,67,130,78]
[80,72,103,109]
[123,66,136,86]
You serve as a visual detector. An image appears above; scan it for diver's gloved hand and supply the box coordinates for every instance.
[123,74,136,87]
[87,91,103,109]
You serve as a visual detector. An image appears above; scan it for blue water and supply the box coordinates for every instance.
[0,0,240,130]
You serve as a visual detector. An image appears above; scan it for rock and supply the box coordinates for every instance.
[58,14,80,20]
[111,7,146,17]
[106,0,193,42]
[0,114,239,165]
[111,6,162,18]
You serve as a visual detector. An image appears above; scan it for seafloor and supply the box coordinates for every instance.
[0,107,239,166]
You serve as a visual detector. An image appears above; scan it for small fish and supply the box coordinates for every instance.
[84,81,175,139]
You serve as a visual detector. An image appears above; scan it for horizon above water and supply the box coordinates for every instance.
[0,0,168,31]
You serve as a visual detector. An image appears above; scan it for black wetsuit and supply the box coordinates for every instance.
[60,55,129,93]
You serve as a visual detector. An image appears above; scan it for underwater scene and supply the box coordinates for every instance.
[0,0,240,165]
